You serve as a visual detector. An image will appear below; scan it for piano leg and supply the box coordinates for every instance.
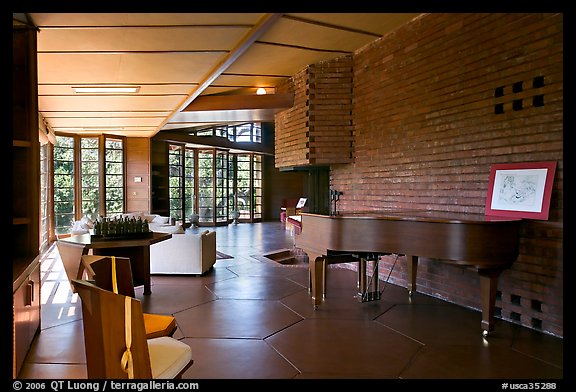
[478,268,503,336]
[310,256,325,308]
[358,258,366,294]
[309,253,382,308]
[405,255,419,297]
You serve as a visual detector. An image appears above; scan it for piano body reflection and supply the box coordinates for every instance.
[294,211,521,335]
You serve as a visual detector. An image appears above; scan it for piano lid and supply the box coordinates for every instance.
[302,210,522,224]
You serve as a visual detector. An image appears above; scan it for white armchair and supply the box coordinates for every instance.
[150,231,216,275]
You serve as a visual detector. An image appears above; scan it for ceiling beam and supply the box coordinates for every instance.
[155,13,283,136]
[183,93,293,111]
[167,108,279,125]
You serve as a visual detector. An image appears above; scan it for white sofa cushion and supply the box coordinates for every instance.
[152,215,170,224]
[151,224,185,234]
[150,231,216,275]
[143,214,157,223]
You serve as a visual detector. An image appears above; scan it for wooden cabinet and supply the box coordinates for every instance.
[13,260,41,378]
[13,23,41,378]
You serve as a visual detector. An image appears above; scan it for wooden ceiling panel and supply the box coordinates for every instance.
[37,26,250,52]
[42,111,172,119]
[29,13,265,27]
[26,12,423,137]
[38,84,196,96]
[58,129,160,138]
[116,53,226,83]
[47,116,165,128]
[226,43,342,76]
[38,52,224,84]
[38,95,184,112]
[38,53,122,83]
[285,13,421,35]
[260,17,378,52]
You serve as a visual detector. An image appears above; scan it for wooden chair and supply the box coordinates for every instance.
[85,255,177,339]
[56,241,91,292]
[71,279,193,379]
[55,242,112,292]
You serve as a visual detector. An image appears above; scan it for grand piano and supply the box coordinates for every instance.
[294,210,521,335]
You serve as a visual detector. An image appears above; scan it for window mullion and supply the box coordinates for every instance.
[73,136,82,221]
[99,135,106,216]
[121,137,127,214]
[250,153,254,221]
[194,149,198,215]
[180,146,186,222]
[212,149,216,225]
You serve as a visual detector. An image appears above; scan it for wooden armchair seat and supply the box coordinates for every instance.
[72,279,192,379]
[83,255,177,339]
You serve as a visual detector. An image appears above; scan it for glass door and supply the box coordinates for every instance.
[215,150,228,224]
[198,150,214,223]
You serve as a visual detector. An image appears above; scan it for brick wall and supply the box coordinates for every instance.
[328,13,563,336]
[275,56,354,167]
[275,68,311,167]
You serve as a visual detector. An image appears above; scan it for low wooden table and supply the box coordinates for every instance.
[57,232,171,295]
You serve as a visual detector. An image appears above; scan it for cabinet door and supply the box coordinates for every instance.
[13,263,41,378]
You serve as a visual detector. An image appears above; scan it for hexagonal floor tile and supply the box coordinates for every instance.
[135,280,217,315]
[180,337,300,379]
[206,275,306,300]
[265,318,422,378]
[175,298,304,338]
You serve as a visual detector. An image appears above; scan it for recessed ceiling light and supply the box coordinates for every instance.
[72,86,140,94]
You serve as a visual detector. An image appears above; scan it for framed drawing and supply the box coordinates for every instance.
[485,161,556,220]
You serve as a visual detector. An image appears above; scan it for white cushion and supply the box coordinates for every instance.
[71,220,89,234]
[80,215,94,229]
[144,214,157,223]
[152,215,170,224]
[152,225,185,234]
[147,336,192,379]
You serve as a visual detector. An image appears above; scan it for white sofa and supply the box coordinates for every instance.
[107,212,216,275]
[150,230,216,275]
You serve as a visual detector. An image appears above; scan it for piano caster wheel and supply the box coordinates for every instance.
[482,329,490,337]
[408,290,413,297]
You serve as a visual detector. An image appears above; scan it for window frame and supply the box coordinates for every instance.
[53,133,126,234]
[167,144,262,225]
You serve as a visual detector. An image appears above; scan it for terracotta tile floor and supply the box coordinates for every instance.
[19,222,564,381]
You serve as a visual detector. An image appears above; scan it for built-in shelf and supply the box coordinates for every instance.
[13,139,32,148]
[13,24,41,379]
[13,217,32,225]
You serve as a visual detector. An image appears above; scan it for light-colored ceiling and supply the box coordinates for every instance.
[16,13,421,138]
